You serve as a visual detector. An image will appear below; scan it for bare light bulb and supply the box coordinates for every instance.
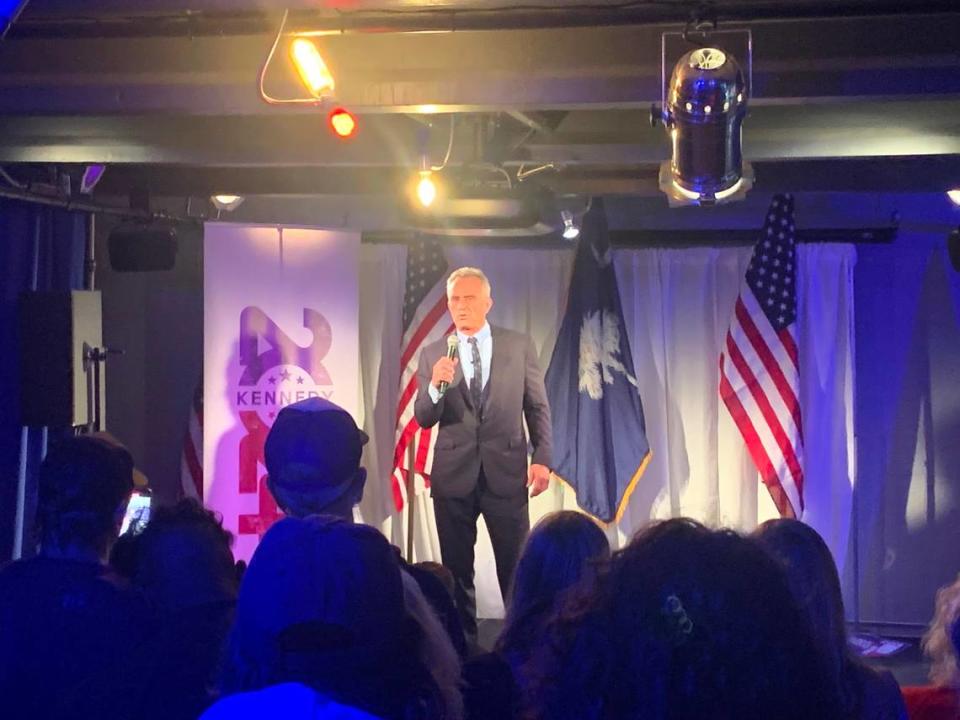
[290,38,335,98]
[417,171,437,208]
[561,210,580,240]
[211,194,245,211]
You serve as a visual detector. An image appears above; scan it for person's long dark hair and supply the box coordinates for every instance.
[496,511,609,665]
[523,518,842,720]
[753,518,871,719]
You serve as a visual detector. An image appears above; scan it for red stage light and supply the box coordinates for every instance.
[328,108,357,139]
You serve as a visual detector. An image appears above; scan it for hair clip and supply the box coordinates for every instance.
[661,593,694,644]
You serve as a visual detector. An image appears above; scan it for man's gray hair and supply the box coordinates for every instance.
[446,267,491,298]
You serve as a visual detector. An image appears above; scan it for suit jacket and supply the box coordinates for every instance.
[414,325,552,499]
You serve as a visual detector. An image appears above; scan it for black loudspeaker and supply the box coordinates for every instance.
[19,291,103,427]
[108,223,178,271]
[949,227,960,272]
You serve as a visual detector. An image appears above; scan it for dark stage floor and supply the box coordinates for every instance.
[477,619,931,688]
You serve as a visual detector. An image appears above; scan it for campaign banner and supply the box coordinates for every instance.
[203,223,360,561]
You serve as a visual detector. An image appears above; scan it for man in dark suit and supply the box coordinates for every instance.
[415,266,552,640]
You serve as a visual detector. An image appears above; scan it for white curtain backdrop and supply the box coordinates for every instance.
[357,242,857,618]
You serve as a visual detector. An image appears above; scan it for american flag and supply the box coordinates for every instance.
[179,379,203,500]
[719,194,804,518]
[391,237,453,511]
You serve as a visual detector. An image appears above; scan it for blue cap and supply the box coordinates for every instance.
[264,398,368,496]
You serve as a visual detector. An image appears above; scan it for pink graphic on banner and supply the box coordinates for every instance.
[234,305,334,539]
[204,223,359,563]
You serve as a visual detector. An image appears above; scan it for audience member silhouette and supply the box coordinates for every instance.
[3,423,919,720]
[523,518,842,720]
[264,397,369,521]
[902,574,960,720]
[415,560,458,602]
[0,435,151,719]
[401,568,464,719]
[214,515,454,719]
[498,510,609,671]
[264,396,467,658]
[754,518,907,720]
[463,511,609,719]
[128,498,240,719]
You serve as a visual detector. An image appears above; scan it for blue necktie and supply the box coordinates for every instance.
[468,337,482,411]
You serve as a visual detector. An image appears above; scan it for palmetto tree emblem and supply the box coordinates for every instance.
[578,309,638,400]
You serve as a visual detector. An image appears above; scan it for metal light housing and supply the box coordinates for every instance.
[660,46,753,206]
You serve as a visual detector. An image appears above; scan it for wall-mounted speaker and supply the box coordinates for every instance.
[19,291,103,427]
[108,223,178,272]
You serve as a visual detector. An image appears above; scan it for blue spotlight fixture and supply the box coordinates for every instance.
[655,17,754,207]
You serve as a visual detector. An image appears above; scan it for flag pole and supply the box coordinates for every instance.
[405,436,417,562]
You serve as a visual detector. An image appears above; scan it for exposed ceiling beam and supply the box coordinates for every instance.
[14,1,960,35]
[0,101,955,166]
[0,13,956,116]
[60,156,957,198]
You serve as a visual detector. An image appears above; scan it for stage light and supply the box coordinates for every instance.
[659,45,753,206]
[290,37,335,99]
[409,120,456,210]
[416,171,437,208]
[328,108,357,139]
[947,189,960,206]
[211,194,245,212]
[561,210,580,240]
[80,164,106,195]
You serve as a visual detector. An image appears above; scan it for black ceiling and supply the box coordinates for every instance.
[0,0,957,215]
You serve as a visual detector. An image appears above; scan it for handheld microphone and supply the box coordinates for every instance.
[438,334,459,397]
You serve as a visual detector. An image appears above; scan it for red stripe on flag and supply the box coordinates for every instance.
[393,416,420,468]
[720,368,797,519]
[415,425,432,473]
[391,469,406,512]
[735,299,802,428]
[725,334,805,491]
[779,326,799,369]
[400,295,449,370]
[396,374,419,425]
[777,327,805,447]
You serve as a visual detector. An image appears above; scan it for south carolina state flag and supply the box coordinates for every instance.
[545,199,651,523]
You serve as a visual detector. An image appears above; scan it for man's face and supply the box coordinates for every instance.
[448,275,493,335]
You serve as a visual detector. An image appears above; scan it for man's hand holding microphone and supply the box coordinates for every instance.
[432,335,459,396]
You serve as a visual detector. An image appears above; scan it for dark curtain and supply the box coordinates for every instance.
[0,198,86,561]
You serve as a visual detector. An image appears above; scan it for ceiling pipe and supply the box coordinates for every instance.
[0,185,203,224]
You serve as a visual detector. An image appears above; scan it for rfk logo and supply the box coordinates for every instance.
[234,306,333,537]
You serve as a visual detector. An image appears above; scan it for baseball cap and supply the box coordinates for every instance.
[264,397,368,501]
[38,435,135,522]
